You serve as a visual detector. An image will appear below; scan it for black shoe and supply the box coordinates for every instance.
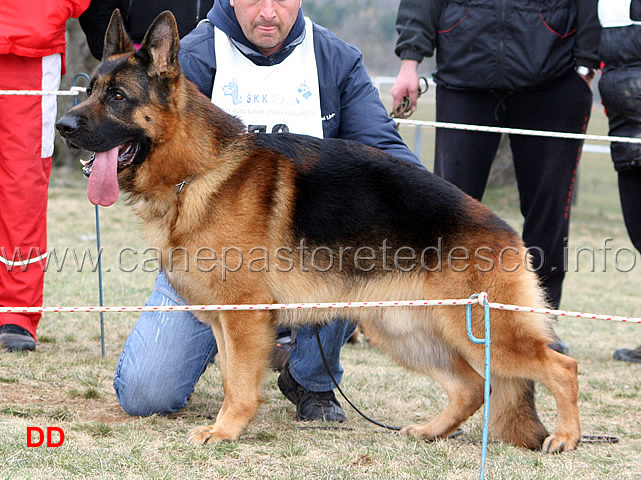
[548,332,570,355]
[0,324,36,352]
[270,330,296,372]
[613,345,641,364]
[278,365,345,422]
[548,340,570,355]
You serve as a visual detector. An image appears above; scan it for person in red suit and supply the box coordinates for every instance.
[0,0,90,351]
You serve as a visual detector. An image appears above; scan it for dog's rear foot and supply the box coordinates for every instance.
[542,433,580,453]
[186,425,240,445]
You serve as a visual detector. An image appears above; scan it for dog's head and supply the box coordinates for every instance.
[56,9,182,206]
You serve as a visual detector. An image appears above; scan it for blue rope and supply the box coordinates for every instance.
[466,294,491,480]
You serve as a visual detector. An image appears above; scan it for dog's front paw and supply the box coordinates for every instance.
[400,424,438,441]
[542,433,579,453]
[186,425,238,445]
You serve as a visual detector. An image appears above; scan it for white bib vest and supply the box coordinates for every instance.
[599,0,641,27]
[212,18,323,138]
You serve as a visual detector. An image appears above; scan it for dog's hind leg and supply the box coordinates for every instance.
[187,310,274,444]
[488,377,549,449]
[530,349,580,453]
[400,354,485,441]
[488,329,580,452]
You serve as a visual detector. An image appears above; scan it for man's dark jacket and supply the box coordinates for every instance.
[599,0,641,70]
[179,0,421,166]
[80,0,214,60]
[395,0,601,91]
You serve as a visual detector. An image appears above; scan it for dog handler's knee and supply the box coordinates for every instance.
[113,335,192,416]
[114,368,189,417]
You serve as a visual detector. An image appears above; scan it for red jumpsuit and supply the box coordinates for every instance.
[0,1,90,339]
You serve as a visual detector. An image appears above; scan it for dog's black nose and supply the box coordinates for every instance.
[56,114,79,137]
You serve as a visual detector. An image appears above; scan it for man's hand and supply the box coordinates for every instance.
[576,66,595,89]
[391,59,420,118]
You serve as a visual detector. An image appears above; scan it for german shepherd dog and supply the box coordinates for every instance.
[57,11,580,452]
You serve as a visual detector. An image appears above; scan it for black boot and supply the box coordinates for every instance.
[613,345,641,363]
[0,324,36,352]
[278,365,345,422]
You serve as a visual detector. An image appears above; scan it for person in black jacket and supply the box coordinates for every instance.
[79,0,214,59]
[392,0,601,354]
[598,0,641,363]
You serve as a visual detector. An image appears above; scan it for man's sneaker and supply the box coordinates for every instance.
[277,365,345,422]
[0,324,36,352]
[270,330,296,372]
[613,345,641,364]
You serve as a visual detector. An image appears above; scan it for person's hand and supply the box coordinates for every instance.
[577,67,595,90]
[580,72,595,90]
[391,59,420,118]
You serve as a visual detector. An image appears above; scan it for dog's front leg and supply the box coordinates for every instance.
[187,310,274,444]
[400,354,485,441]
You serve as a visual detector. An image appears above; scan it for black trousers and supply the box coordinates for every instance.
[618,170,641,254]
[434,72,593,309]
[599,66,641,254]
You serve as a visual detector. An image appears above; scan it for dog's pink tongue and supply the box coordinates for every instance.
[87,147,120,207]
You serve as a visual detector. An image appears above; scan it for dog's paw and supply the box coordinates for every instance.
[186,425,238,445]
[542,433,579,453]
[399,424,438,441]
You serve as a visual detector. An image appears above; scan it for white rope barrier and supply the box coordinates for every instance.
[2,87,640,145]
[487,303,641,323]
[395,118,641,145]
[0,298,475,314]
[474,292,641,323]
[2,295,641,323]
[0,86,86,96]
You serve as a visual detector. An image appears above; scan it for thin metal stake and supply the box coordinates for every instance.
[95,206,105,358]
[466,293,491,480]
[73,73,105,357]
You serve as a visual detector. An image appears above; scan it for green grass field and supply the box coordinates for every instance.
[2,100,641,479]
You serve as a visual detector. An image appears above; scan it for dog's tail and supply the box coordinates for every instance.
[488,376,549,450]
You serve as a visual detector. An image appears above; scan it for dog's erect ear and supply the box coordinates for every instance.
[138,11,181,78]
[102,9,135,60]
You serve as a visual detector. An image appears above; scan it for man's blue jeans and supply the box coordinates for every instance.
[113,272,356,416]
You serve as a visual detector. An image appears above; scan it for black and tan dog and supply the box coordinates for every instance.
[57,11,580,452]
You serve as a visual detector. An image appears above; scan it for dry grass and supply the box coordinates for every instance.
[2,105,641,479]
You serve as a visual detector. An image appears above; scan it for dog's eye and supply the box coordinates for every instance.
[113,92,125,101]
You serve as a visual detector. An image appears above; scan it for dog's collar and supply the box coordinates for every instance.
[174,175,195,194]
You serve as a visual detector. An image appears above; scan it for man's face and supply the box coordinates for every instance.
[230,0,302,56]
